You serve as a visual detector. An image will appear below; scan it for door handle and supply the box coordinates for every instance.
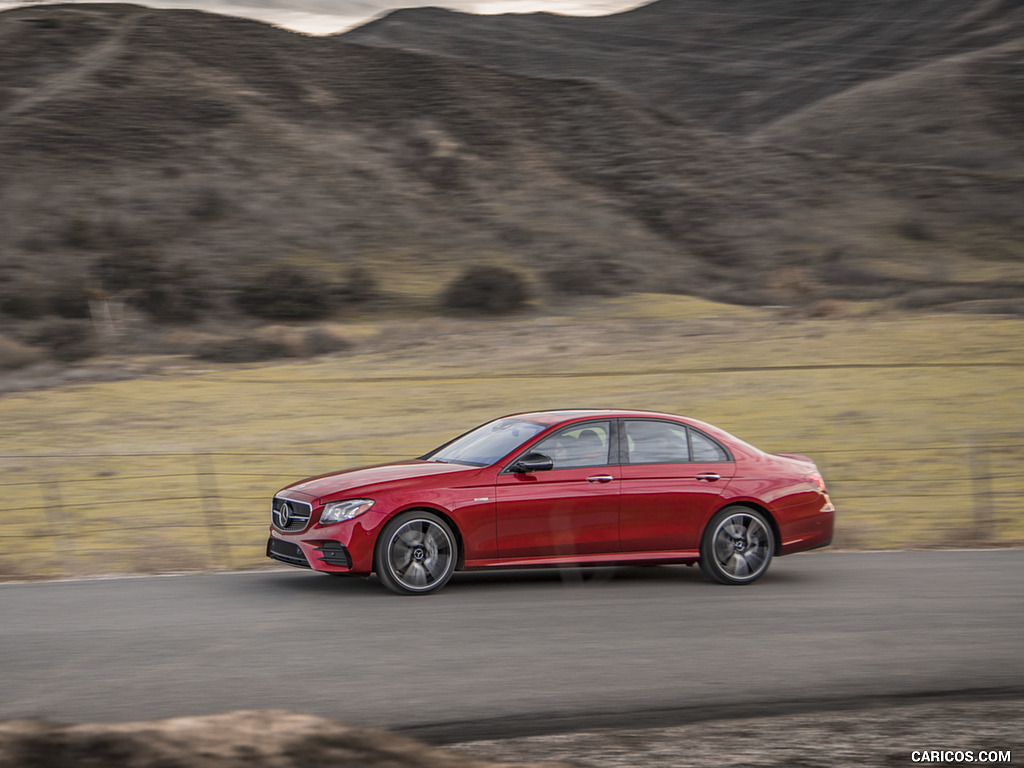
[586,475,615,484]
[696,473,721,482]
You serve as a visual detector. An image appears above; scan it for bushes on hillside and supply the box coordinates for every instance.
[0,278,50,319]
[90,251,209,324]
[142,262,209,323]
[337,265,378,304]
[50,281,92,319]
[0,334,44,371]
[194,335,295,363]
[194,326,351,363]
[0,276,92,321]
[236,264,333,320]
[31,320,97,362]
[441,265,528,314]
[91,249,163,295]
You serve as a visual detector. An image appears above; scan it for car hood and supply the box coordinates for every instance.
[278,460,479,502]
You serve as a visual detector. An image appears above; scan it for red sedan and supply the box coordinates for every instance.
[266,410,834,594]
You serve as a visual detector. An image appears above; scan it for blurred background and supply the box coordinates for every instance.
[0,0,1022,578]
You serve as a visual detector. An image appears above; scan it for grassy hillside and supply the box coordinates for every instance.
[0,1,1022,380]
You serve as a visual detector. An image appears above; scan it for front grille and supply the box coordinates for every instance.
[272,497,312,532]
[266,538,310,568]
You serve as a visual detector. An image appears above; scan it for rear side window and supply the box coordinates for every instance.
[624,420,690,464]
[689,429,729,462]
[624,420,731,464]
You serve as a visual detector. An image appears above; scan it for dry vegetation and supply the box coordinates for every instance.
[0,710,569,768]
[0,295,1021,579]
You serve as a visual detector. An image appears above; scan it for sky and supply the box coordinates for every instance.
[0,0,645,34]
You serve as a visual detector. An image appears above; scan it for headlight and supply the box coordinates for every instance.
[319,498,374,525]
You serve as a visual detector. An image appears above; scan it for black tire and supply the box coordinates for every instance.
[699,506,774,585]
[375,511,457,595]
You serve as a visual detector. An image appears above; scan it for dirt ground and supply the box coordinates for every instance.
[452,704,1019,768]
[0,710,568,768]
[1,698,1019,768]
[450,698,1024,768]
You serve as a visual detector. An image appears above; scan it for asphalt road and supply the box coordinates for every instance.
[1,551,1021,741]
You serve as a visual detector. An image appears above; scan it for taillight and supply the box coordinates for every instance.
[806,473,827,492]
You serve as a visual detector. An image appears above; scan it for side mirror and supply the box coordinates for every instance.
[510,452,554,474]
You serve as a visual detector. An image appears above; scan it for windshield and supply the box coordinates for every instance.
[427,418,547,467]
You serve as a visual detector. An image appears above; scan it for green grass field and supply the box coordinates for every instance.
[1,295,1021,578]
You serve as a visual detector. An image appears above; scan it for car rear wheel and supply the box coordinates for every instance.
[375,511,457,595]
[699,506,774,585]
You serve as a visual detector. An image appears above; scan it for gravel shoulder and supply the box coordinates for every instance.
[449,697,1024,768]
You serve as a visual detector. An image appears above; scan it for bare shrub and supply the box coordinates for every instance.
[896,284,997,309]
[817,257,903,300]
[441,265,528,314]
[768,266,824,307]
[194,335,296,363]
[91,249,162,294]
[50,281,92,319]
[0,334,44,371]
[31,320,98,362]
[62,216,103,249]
[544,258,628,296]
[188,187,228,221]
[0,278,49,319]
[805,299,849,318]
[90,253,210,323]
[142,262,210,324]
[304,327,351,356]
[236,265,333,320]
[896,219,933,241]
[340,266,378,304]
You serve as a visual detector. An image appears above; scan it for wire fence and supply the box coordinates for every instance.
[2,436,1022,578]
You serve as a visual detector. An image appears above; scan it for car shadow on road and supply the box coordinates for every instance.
[260,561,811,597]
[449,564,705,589]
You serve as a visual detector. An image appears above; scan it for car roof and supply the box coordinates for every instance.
[511,409,689,425]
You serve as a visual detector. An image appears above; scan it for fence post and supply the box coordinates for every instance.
[38,475,79,575]
[969,437,994,543]
[194,453,233,568]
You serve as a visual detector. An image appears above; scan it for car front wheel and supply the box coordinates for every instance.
[375,511,457,595]
[699,506,774,585]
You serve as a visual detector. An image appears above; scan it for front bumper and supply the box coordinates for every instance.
[266,537,354,571]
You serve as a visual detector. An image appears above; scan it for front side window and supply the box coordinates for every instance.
[530,421,612,469]
[428,418,546,466]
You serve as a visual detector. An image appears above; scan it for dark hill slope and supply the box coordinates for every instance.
[755,38,1024,175]
[0,3,811,309]
[345,0,1024,133]
[0,2,1022,336]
